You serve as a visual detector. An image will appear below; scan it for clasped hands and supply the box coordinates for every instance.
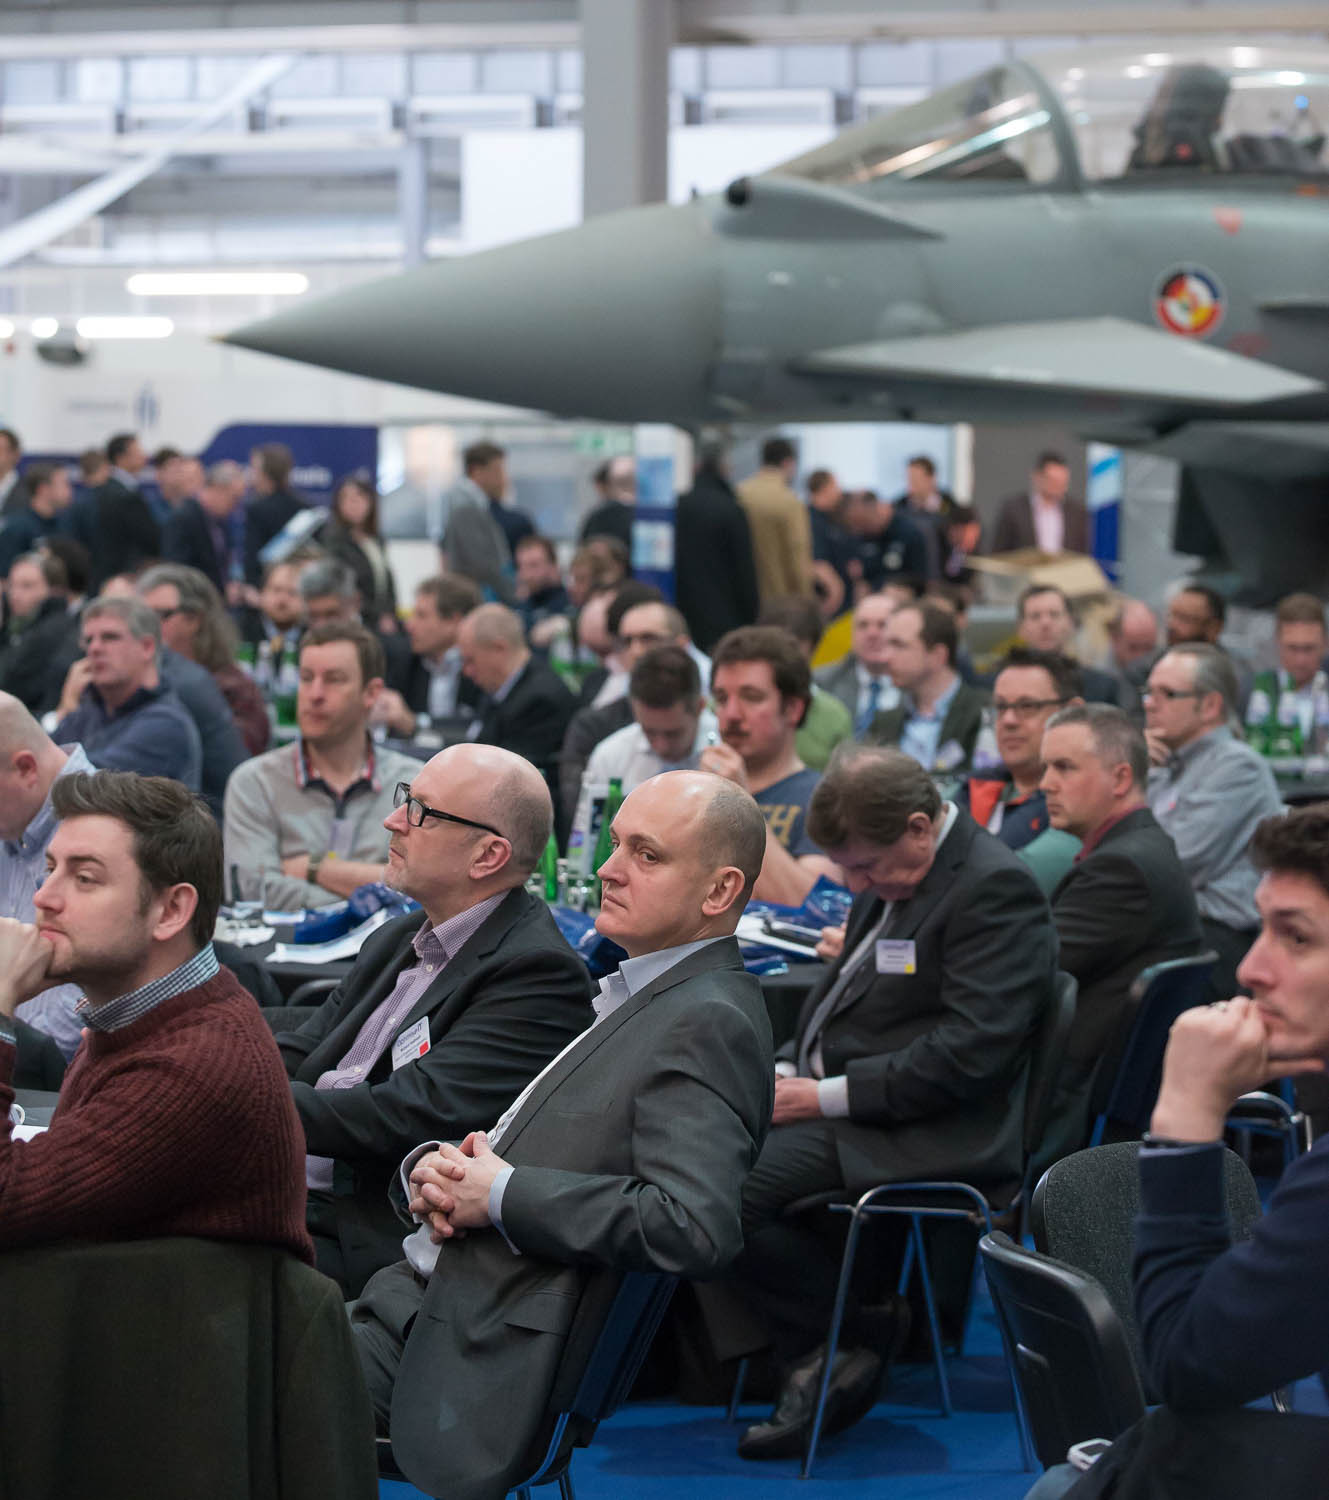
[407,1130,510,1244]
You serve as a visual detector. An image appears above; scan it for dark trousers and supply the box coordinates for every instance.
[348,1259,427,1434]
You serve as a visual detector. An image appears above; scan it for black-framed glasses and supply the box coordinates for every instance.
[1143,685,1204,702]
[393,782,505,838]
[993,697,1067,720]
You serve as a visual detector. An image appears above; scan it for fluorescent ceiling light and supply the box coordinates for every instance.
[125,271,310,297]
[0,319,13,339]
[30,317,59,339]
[76,316,174,339]
[1143,53,1171,67]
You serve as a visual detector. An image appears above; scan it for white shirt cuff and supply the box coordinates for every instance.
[816,1075,851,1118]
[398,1139,443,1220]
[489,1166,521,1254]
[774,1060,797,1079]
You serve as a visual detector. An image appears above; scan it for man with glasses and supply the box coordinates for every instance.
[274,742,593,1296]
[223,622,425,911]
[957,647,1082,894]
[1144,642,1282,997]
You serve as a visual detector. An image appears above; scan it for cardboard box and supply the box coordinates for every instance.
[966,548,1112,609]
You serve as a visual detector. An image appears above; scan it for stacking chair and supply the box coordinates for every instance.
[978,1231,1146,1469]
[1088,951,1216,1146]
[738,969,1077,1478]
[1226,1078,1313,1172]
[1030,1140,1263,1402]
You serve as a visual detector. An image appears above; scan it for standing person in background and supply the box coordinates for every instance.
[439,442,515,604]
[806,468,854,620]
[674,441,760,653]
[137,564,269,758]
[71,434,159,592]
[0,463,72,579]
[893,454,954,579]
[738,437,814,605]
[991,450,1089,555]
[162,460,245,597]
[243,443,305,588]
[0,429,24,516]
[579,455,636,552]
[323,474,399,635]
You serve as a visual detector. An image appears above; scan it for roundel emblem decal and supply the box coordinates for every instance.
[1154,266,1225,338]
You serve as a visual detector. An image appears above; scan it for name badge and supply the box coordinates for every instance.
[391,1017,431,1071]
[876,939,916,975]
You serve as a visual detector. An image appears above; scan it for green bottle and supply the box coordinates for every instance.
[539,833,559,903]
[591,778,624,907]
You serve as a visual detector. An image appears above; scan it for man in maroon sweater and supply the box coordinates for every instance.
[0,769,312,1260]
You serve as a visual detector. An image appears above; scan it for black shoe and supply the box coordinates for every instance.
[737,1346,883,1461]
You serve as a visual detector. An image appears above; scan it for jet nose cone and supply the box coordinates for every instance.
[226,200,719,422]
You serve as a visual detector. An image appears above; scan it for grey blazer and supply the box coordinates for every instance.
[388,937,774,1500]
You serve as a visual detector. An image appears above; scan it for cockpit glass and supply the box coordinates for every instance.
[770,66,1062,191]
[1038,47,1328,181]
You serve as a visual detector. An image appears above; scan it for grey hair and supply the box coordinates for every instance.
[81,593,161,645]
[1046,702,1148,790]
[299,556,358,602]
[205,459,245,488]
[1164,642,1239,719]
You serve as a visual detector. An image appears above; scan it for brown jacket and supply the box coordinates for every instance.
[737,467,814,602]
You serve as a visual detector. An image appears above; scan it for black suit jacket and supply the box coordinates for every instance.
[0,597,79,713]
[386,937,773,1500]
[473,656,576,789]
[785,806,1056,1196]
[162,496,226,591]
[277,891,593,1294]
[401,652,482,721]
[1050,806,1203,1079]
[243,487,305,584]
[86,478,162,588]
[865,678,991,773]
[673,470,761,653]
[992,492,1090,554]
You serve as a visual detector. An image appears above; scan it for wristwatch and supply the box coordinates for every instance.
[307,852,325,887]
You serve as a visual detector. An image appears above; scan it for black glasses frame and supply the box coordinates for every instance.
[1143,686,1205,702]
[393,782,505,838]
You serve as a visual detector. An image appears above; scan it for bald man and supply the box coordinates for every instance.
[459,602,575,790]
[351,771,776,1500]
[0,693,93,1060]
[274,743,595,1297]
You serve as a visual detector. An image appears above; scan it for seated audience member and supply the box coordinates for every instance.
[162,460,245,596]
[373,574,484,739]
[53,596,201,790]
[1025,804,1329,1500]
[458,604,575,791]
[243,442,305,587]
[1162,581,1252,709]
[570,646,717,847]
[814,591,902,737]
[0,553,79,711]
[0,771,312,1259]
[867,599,990,773]
[1039,704,1203,1155]
[1245,592,1328,752]
[241,557,305,702]
[579,454,636,551]
[513,534,570,635]
[1104,595,1159,719]
[721,746,1056,1458]
[958,647,1081,894]
[558,594,694,829]
[0,462,72,579]
[1016,584,1120,704]
[323,473,399,633]
[439,441,516,603]
[578,535,630,597]
[138,564,269,757]
[702,626,843,904]
[0,694,93,1060]
[843,488,930,595]
[674,441,760,653]
[299,555,411,696]
[276,744,593,1296]
[349,771,774,1498]
[940,503,982,587]
[758,595,853,770]
[224,623,425,910]
[579,582,670,709]
[1145,642,1283,996]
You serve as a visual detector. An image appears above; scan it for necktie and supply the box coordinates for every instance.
[856,677,882,738]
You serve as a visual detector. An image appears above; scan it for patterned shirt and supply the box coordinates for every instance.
[78,944,220,1034]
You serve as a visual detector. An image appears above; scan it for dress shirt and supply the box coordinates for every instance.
[424,647,466,722]
[790,803,958,1117]
[571,711,719,848]
[466,657,525,740]
[590,665,629,710]
[400,935,725,1274]
[71,943,219,1037]
[1,745,94,1058]
[1147,726,1283,930]
[1031,494,1064,554]
[305,892,505,1191]
[855,663,899,733]
[897,673,962,771]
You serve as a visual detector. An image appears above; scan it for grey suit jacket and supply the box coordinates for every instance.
[813,655,861,718]
[388,937,774,1500]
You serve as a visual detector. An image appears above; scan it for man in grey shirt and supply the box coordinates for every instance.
[1145,642,1283,996]
[224,622,424,911]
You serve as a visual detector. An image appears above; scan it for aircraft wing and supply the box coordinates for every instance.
[792,317,1323,409]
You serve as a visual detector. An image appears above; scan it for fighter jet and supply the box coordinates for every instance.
[228,44,1329,602]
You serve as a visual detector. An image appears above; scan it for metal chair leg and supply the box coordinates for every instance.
[800,1202,867,1479]
[910,1214,952,1417]
[726,1357,749,1422]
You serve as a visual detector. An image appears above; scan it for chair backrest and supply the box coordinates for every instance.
[1030,1140,1262,1400]
[516,1270,678,1489]
[979,1231,1146,1470]
[1098,951,1217,1135]
[1023,970,1079,1163]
